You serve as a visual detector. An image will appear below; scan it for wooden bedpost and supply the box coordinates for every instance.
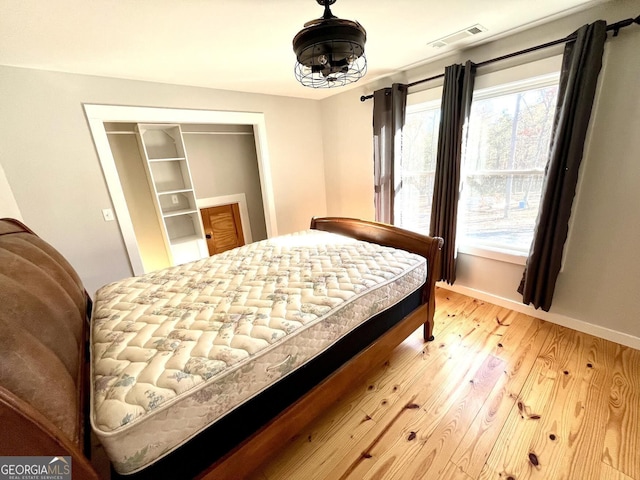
[422,232,443,342]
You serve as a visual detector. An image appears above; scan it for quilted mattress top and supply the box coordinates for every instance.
[90,229,426,435]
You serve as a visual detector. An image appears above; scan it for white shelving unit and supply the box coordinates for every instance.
[136,124,208,266]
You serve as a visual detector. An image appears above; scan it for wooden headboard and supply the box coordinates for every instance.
[0,218,98,479]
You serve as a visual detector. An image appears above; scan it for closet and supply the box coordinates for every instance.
[104,120,267,273]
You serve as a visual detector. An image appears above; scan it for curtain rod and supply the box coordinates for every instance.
[360,14,640,102]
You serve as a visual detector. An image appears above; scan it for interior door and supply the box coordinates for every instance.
[200,204,245,255]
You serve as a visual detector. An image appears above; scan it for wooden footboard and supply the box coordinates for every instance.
[199,217,443,479]
[310,217,443,340]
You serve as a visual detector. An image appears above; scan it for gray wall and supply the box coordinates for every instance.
[0,68,326,294]
[184,132,268,241]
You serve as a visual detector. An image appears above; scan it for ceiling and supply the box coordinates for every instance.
[0,0,608,100]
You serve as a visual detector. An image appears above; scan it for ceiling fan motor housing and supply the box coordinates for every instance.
[293,18,366,76]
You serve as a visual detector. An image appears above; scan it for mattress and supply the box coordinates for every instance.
[90,229,427,474]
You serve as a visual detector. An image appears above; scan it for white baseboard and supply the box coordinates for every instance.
[437,282,640,351]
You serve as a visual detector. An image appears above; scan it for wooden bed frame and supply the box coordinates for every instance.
[200,217,443,480]
[0,216,442,480]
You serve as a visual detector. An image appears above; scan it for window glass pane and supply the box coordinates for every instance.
[460,83,558,252]
[395,107,440,234]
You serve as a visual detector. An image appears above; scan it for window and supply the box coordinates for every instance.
[394,73,559,259]
[394,100,440,235]
[459,75,559,254]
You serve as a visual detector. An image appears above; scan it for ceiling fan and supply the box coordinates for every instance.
[292,0,367,88]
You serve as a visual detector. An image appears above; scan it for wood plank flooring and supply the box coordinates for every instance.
[251,288,640,480]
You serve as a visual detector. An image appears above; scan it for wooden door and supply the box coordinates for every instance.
[200,204,245,255]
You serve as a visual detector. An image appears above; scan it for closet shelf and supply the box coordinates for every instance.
[148,157,187,162]
[162,208,198,218]
[157,188,194,195]
[170,234,206,245]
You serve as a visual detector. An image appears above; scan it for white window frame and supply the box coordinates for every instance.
[407,98,441,115]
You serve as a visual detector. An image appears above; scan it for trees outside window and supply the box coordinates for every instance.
[394,75,559,255]
[394,103,440,234]
[460,79,558,253]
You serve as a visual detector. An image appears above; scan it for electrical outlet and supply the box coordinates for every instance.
[102,208,115,222]
[171,195,179,205]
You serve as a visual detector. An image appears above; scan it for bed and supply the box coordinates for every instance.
[0,216,442,479]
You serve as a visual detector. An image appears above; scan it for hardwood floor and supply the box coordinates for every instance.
[250,288,640,480]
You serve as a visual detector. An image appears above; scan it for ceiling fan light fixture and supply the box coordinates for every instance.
[293,0,367,88]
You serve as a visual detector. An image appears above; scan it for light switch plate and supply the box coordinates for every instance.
[102,208,115,222]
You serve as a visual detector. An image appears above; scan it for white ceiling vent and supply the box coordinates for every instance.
[428,24,487,48]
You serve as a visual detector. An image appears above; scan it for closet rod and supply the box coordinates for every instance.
[105,130,253,136]
[359,14,639,102]
[181,131,254,136]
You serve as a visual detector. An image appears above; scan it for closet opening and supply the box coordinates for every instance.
[84,105,276,276]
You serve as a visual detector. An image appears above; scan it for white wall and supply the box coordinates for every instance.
[0,162,22,220]
[0,68,327,294]
[320,0,640,344]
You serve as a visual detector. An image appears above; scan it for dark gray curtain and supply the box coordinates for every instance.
[519,21,607,311]
[373,83,407,224]
[429,61,476,284]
